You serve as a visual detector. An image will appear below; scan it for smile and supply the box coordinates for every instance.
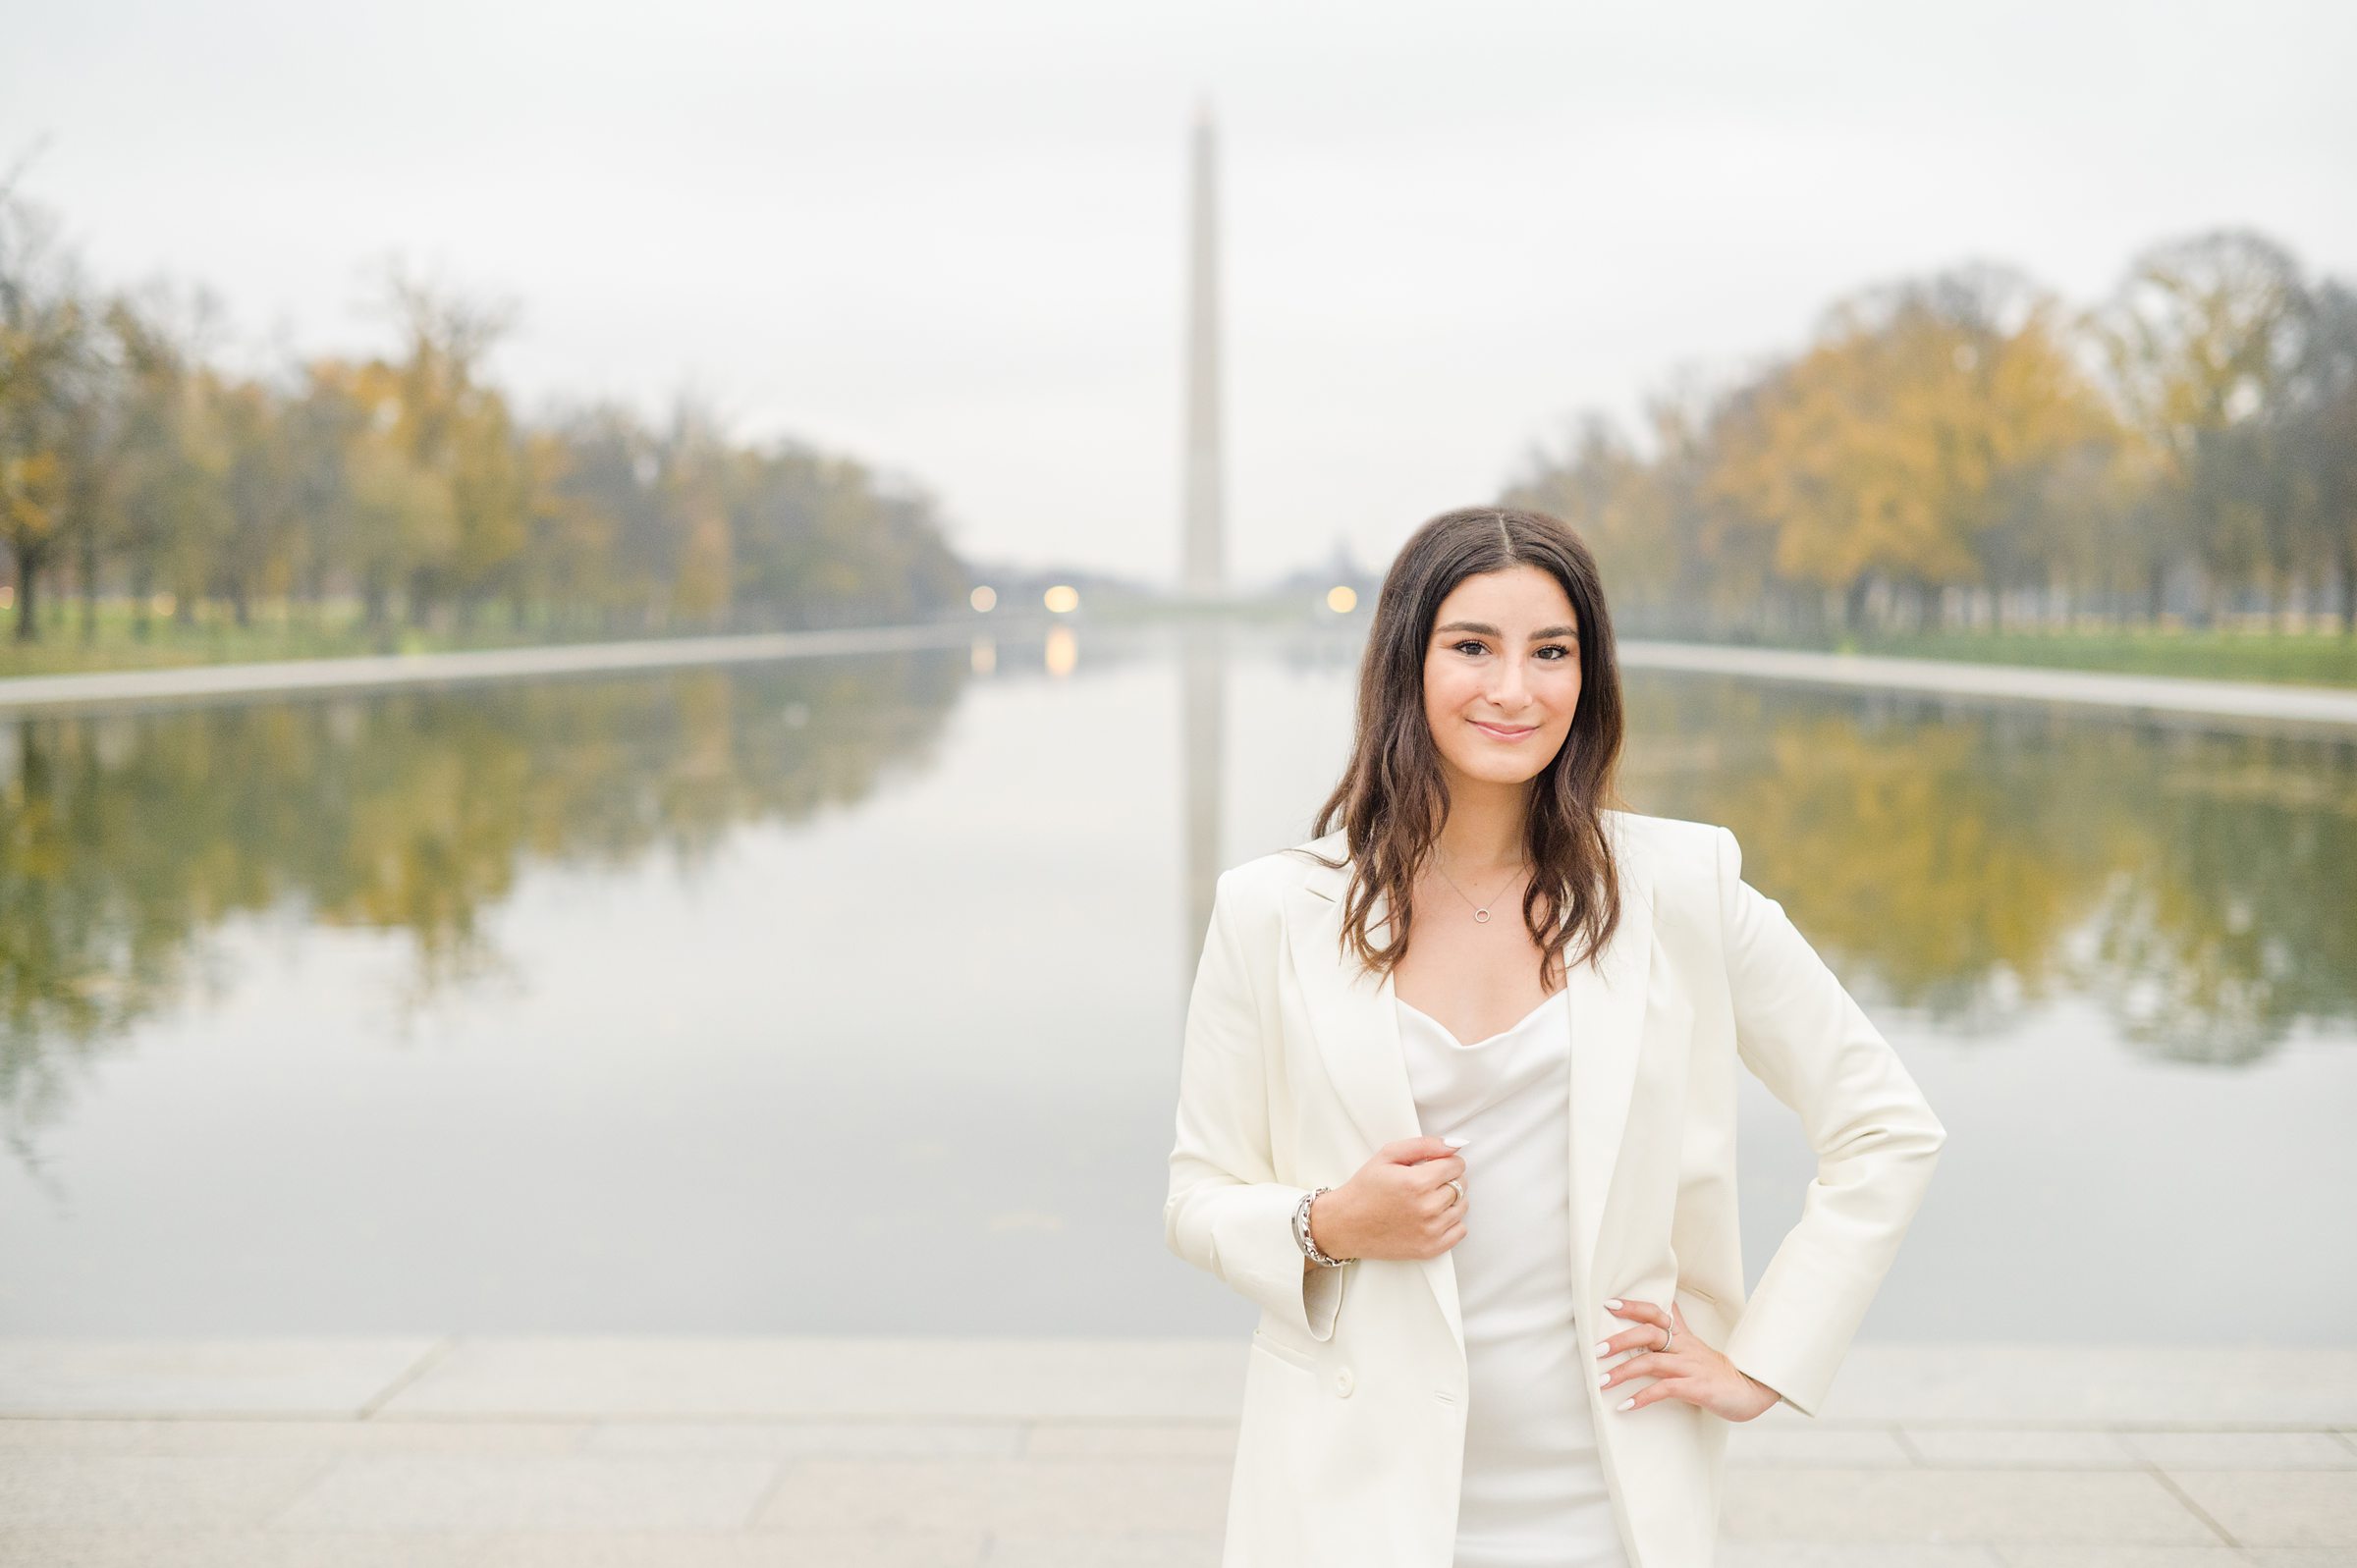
[1471,721,1539,741]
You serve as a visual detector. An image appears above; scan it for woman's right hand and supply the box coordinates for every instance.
[1308,1136,1469,1261]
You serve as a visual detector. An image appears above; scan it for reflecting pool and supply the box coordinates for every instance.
[2,623,2350,1342]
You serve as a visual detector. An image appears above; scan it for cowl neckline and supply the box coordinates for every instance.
[1395,989,1564,1051]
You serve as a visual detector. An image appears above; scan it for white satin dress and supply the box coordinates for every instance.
[1398,986,1632,1568]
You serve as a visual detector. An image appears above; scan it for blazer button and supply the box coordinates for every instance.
[1333,1366,1354,1397]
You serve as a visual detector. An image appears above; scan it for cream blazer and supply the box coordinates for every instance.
[1163,809,1946,1568]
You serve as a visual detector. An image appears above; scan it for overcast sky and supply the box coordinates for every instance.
[9,0,2355,590]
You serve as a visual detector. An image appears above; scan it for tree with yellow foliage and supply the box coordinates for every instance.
[1707,264,2118,631]
[0,192,94,642]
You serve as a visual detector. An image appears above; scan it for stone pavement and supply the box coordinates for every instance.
[7,623,2356,738]
[0,1337,2350,1565]
[0,621,999,716]
[1617,639,2357,734]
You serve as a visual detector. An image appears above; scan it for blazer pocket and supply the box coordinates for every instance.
[1674,1281,1734,1345]
[1251,1326,1321,1372]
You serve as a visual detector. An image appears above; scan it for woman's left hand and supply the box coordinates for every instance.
[1596,1297,1782,1423]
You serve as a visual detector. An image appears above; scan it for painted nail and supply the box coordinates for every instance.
[1594,1341,1611,1358]
[1443,1136,1470,1148]
[1596,1372,1610,1386]
[1605,1299,1621,1310]
[1617,1396,1634,1411]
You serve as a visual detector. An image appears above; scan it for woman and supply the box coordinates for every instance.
[1163,506,1946,1568]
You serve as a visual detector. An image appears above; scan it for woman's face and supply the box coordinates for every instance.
[1420,564,1582,789]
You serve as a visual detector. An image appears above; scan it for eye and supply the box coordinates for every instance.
[1538,643,1574,661]
[1451,639,1488,657]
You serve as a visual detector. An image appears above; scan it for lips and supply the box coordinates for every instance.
[1472,721,1537,739]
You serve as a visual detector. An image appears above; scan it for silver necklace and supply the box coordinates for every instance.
[1433,852,1529,924]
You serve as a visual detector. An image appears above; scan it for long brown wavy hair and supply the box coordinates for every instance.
[1297,504,1628,990]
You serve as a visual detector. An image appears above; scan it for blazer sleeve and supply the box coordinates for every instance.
[1713,825,1946,1418]
[1163,867,1348,1341]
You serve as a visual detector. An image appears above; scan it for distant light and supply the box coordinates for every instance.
[1045,625,1078,675]
[1043,584,1080,613]
[969,585,997,612]
[151,592,175,616]
[1325,585,1358,614]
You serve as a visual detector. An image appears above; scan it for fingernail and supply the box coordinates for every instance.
[1605,1299,1621,1310]
[1596,1372,1610,1386]
[1617,1396,1634,1411]
[1443,1136,1470,1147]
[1594,1341,1611,1358]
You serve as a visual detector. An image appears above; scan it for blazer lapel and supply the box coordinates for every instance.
[1280,825,1657,1362]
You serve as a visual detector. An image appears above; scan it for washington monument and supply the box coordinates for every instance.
[1179,103,1225,598]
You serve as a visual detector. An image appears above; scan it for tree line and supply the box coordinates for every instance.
[1505,229,2357,637]
[0,189,970,646]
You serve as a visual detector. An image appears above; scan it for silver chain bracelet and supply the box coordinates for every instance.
[1291,1185,1351,1267]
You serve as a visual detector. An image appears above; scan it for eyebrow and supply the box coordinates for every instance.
[1435,621,1579,640]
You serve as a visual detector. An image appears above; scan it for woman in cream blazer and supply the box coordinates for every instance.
[1163,507,1946,1568]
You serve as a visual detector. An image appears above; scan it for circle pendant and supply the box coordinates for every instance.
[1473,908,1491,923]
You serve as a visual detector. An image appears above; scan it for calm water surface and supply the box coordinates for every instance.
[2,623,2351,1341]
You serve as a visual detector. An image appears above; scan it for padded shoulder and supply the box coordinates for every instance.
[1604,807,1724,871]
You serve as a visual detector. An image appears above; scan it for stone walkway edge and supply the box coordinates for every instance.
[5,623,2356,734]
[1,1340,2350,1563]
